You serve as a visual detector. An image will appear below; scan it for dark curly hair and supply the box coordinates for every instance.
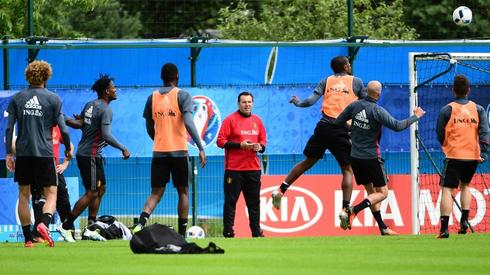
[91,74,114,98]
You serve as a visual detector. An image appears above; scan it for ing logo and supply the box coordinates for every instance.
[188,95,221,147]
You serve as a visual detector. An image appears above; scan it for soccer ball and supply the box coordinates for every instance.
[452,6,472,26]
[185,226,205,239]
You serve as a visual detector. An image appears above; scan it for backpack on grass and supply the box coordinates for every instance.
[129,224,224,254]
[86,215,132,240]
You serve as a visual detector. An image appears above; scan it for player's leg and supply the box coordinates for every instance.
[438,160,459,238]
[134,157,168,233]
[176,186,189,236]
[223,170,243,237]
[55,173,72,226]
[328,124,354,210]
[172,156,191,236]
[364,184,389,235]
[242,171,263,237]
[61,156,98,231]
[341,158,388,230]
[457,160,478,234]
[18,185,34,246]
[272,123,326,209]
[35,157,58,247]
[87,157,107,224]
[55,173,76,242]
[30,182,45,242]
[88,184,106,225]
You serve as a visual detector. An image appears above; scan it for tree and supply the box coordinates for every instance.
[119,0,261,38]
[0,0,142,39]
[216,0,418,41]
[403,0,490,39]
[68,0,142,39]
[0,0,97,38]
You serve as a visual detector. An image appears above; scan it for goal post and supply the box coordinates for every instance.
[409,52,490,235]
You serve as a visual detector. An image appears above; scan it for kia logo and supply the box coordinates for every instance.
[259,186,323,233]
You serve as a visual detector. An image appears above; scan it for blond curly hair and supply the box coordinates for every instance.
[25,60,52,86]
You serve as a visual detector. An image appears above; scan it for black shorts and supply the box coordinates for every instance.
[351,157,388,187]
[14,156,57,187]
[151,157,190,188]
[441,159,478,188]
[76,155,106,191]
[303,121,351,166]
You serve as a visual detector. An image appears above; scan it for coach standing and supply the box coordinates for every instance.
[5,60,72,247]
[217,91,267,238]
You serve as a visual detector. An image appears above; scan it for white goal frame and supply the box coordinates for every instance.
[408,52,490,234]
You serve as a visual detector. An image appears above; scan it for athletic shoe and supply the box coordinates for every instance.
[381,227,399,236]
[82,228,106,241]
[132,224,143,234]
[271,189,283,210]
[37,223,54,247]
[436,231,449,239]
[57,224,76,243]
[33,236,45,243]
[339,207,354,230]
[458,221,469,235]
[252,230,265,238]
[24,241,34,248]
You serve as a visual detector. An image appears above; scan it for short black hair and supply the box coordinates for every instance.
[330,56,349,74]
[453,74,470,97]
[91,74,114,98]
[238,91,254,103]
[161,63,178,82]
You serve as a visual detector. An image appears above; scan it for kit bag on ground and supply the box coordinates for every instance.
[86,215,132,240]
[129,224,225,254]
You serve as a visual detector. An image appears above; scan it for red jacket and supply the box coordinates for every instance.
[217,111,267,171]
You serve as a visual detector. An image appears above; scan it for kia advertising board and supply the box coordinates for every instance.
[234,174,490,237]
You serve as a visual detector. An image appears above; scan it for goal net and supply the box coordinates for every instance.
[409,52,490,235]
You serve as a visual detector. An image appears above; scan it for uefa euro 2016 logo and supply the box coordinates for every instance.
[188,95,221,147]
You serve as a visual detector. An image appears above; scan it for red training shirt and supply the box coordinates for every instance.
[217,111,267,171]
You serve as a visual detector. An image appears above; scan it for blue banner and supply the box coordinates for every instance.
[1,85,488,158]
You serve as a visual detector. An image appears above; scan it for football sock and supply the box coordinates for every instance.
[88,216,96,225]
[41,213,53,227]
[342,200,350,209]
[178,218,188,236]
[22,225,34,242]
[440,216,449,232]
[62,213,76,230]
[280,181,290,194]
[138,212,150,226]
[353,199,371,215]
[372,210,387,230]
[461,209,469,224]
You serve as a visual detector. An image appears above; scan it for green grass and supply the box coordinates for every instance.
[1,234,490,275]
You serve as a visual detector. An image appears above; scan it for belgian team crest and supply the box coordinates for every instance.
[188,95,221,147]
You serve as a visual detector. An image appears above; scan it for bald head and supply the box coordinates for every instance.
[366,81,382,99]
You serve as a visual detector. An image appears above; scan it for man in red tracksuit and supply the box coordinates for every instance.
[217,91,267,238]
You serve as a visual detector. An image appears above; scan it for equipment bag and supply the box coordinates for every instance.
[86,215,133,240]
[129,224,225,254]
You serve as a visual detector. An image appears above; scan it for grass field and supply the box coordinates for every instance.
[1,234,490,275]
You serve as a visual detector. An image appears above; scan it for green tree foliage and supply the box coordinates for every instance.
[0,0,141,39]
[403,0,490,39]
[119,0,260,38]
[217,0,418,41]
[68,0,142,39]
